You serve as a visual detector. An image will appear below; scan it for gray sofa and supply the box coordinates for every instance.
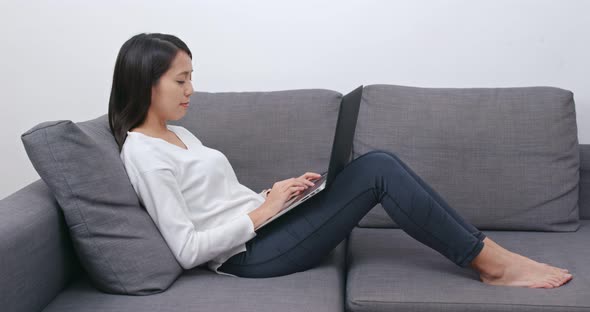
[2,84,589,311]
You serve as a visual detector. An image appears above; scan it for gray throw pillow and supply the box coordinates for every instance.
[21,114,183,295]
[354,84,580,231]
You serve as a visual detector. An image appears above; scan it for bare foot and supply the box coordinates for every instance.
[482,237,570,274]
[470,237,573,288]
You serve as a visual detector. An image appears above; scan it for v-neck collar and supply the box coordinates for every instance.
[128,125,189,151]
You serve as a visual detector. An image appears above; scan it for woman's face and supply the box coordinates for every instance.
[150,50,194,121]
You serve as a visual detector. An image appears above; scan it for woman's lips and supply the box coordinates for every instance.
[180,102,189,108]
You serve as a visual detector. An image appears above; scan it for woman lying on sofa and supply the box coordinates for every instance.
[109,32,572,289]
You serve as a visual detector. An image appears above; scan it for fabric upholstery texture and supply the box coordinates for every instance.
[0,179,81,312]
[355,84,580,231]
[346,220,590,312]
[41,241,347,312]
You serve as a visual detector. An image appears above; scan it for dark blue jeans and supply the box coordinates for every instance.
[218,150,486,278]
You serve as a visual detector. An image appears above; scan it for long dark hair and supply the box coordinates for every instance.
[108,32,192,152]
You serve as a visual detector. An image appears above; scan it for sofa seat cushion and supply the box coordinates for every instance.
[42,240,347,312]
[346,221,590,312]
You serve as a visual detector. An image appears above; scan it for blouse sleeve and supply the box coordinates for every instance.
[258,189,270,199]
[135,168,257,270]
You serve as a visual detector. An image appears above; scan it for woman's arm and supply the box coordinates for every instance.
[135,168,258,269]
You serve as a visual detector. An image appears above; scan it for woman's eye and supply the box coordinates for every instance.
[177,81,185,84]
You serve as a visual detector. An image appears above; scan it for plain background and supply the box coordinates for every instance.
[1,0,588,199]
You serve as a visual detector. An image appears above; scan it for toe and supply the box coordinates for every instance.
[544,282,555,289]
[532,281,553,288]
[557,277,568,286]
[548,279,560,287]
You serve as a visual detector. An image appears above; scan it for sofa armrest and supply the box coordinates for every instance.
[580,144,590,220]
[0,179,81,312]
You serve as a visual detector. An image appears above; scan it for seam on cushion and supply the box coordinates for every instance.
[44,127,126,293]
[352,299,589,309]
[22,120,70,136]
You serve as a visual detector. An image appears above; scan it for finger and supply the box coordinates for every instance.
[289,185,306,193]
[303,173,322,182]
[287,187,304,199]
[299,173,310,180]
[298,177,315,187]
[302,172,321,180]
[298,175,315,185]
[289,179,309,189]
[281,178,298,191]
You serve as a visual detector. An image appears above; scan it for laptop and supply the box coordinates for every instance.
[256,85,363,230]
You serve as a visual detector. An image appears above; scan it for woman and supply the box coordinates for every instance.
[109,32,573,288]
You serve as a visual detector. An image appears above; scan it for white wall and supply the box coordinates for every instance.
[1,0,589,199]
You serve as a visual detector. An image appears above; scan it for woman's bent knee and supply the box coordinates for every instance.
[357,150,402,168]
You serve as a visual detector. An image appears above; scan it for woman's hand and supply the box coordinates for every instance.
[263,172,322,216]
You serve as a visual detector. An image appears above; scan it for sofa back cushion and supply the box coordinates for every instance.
[21,115,183,295]
[171,89,343,192]
[354,84,580,231]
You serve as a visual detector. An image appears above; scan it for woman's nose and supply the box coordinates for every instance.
[187,81,195,95]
